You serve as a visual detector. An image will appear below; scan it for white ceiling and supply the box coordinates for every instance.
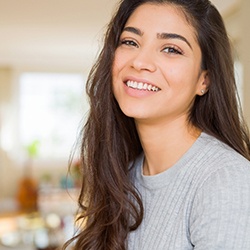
[0,0,239,71]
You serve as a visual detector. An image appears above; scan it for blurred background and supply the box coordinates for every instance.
[0,0,249,249]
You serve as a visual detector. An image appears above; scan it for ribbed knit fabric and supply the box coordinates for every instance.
[128,132,250,250]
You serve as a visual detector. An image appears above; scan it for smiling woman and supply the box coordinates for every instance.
[63,0,250,250]
[112,3,207,126]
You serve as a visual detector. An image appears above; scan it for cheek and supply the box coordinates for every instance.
[163,66,185,90]
[113,49,130,74]
[163,62,198,90]
[112,56,121,82]
[112,55,122,94]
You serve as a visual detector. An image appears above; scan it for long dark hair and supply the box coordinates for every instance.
[63,0,250,249]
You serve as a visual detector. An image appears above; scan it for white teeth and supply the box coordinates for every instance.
[138,82,143,90]
[126,80,159,92]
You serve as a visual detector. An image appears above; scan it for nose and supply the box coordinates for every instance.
[131,48,157,72]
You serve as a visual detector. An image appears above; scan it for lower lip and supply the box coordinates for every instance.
[124,84,159,98]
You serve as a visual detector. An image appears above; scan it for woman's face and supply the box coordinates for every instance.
[112,3,207,125]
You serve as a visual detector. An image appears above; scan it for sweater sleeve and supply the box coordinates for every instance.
[189,162,250,250]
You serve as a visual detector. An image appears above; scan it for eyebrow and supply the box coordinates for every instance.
[122,26,193,50]
[157,32,192,50]
[123,26,144,36]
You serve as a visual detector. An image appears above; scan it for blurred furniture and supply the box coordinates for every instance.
[0,188,79,250]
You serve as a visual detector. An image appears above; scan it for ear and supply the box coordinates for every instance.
[197,70,210,96]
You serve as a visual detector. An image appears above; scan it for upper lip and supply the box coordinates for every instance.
[123,76,161,89]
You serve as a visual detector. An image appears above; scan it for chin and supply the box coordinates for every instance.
[119,107,144,119]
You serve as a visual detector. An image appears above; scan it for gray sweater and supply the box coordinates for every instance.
[128,133,250,249]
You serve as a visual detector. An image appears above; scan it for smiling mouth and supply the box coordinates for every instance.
[126,80,160,92]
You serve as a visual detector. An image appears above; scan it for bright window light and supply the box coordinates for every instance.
[19,73,86,159]
[234,61,243,105]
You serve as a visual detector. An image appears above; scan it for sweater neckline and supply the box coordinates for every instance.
[135,132,209,190]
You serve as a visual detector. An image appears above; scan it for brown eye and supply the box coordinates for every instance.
[163,46,182,55]
[121,40,139,48]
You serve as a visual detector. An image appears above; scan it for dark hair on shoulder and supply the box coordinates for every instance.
[63,0,250,249]
[181,0,250,158]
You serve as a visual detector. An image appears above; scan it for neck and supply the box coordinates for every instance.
[135,117,201,175]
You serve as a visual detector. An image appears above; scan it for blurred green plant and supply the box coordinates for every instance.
[26,139,40,158]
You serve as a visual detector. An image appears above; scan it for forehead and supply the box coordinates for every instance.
[124,3,198,42]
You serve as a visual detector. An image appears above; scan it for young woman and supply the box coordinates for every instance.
[64,0,250,249]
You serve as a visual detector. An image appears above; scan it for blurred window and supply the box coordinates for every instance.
[19,72,85,159]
